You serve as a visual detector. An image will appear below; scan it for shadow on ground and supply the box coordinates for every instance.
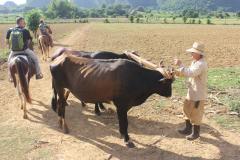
[28,99,240,160]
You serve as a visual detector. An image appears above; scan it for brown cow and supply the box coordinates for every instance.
[51,47,141,115]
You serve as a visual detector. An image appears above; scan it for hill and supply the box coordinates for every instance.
[24,0,240,11]
[1,1,18,7]
[159,0,240,12]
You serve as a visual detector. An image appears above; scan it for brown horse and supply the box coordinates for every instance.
[38,28,52,61]
[9,55,35,119]
[38,35,50,61]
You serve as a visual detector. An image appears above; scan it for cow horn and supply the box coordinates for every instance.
[159,60,164,67]
[158,78,166,82]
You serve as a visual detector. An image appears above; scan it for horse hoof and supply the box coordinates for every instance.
[23,114,28,119]
[58,120,63,129]
[63,126,69,134]
[126,141,135,148]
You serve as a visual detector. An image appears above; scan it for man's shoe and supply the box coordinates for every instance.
[178,120,192,135]
[36,74,43,80]
[186,125,200,140]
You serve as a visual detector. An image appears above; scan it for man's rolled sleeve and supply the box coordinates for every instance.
[6,29,12,40]
[180,63,202,78]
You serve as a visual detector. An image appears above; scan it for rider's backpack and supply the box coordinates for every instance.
[9,28,24,51]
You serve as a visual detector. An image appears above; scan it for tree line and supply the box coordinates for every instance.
[41,0,240,19]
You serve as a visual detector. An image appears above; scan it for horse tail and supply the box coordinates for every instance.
[15,58,31,103]
[51,78,58,112]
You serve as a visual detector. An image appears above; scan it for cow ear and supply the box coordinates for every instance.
[158,78,166,82]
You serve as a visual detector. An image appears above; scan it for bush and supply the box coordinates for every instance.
[0,49,9,61]
[216,13,224,19]
[79,19,88,23]
[104,18,110,23]
[229,101,240,112]
[163,18,167,24]
[192,19,195,24]
[136,13,144,18]
[198,19,202,24]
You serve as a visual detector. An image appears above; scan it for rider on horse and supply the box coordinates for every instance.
[39,19,53,47]
[6,17,43,81]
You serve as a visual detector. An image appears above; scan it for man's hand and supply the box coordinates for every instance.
[174,59,182,66]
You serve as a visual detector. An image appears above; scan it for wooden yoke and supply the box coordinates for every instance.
[124,51,173,79]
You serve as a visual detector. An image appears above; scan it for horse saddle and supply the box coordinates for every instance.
[10,53,34,66]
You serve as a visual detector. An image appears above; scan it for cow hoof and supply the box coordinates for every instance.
[126,141,135,148]
[82,103,86,107]
[99,105,106,110]
[107,108,115,114]
[23,114,28,119]
[100,108,106,111]
[95,111,101,116]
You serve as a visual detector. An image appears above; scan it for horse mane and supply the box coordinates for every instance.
[51,47,69,61]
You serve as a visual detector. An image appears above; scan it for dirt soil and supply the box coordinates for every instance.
[0,24,240,160]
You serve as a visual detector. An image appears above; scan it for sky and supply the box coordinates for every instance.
[0,0,26,5]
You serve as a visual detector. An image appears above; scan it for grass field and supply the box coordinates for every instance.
[0,23,239,159]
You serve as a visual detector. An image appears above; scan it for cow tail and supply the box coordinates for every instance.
[51,78,58,112]
[15,58,31,103]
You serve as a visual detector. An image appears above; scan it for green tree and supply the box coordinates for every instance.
[237,11,240,17]
[207,18,211,24]
[172,16,176,23]
[26,9,41,38]
[182,9,199,18]
[136,17,140,23]
[130,15,134,23]
[163,18,167,23]
[224,12,230,24]
[46,0,74,19]
[183,16,188,23]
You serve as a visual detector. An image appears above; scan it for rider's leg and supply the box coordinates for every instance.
[24,48,43,79]
[7,51,14,81]
[46,33,53,47]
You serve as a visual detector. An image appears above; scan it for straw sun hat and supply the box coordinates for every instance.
[186,42,205,56]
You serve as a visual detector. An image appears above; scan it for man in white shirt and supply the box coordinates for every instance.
[174,42,208,140]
